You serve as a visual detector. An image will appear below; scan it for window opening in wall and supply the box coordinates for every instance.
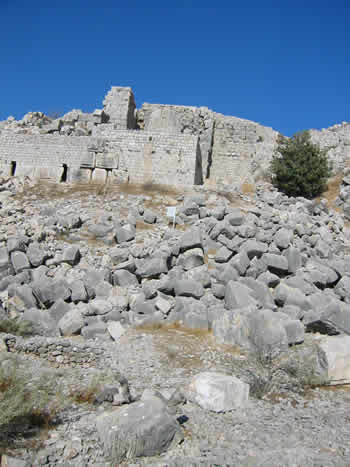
[10,161,16,176]
[60,164,68,182]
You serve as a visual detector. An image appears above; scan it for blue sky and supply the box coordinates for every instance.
[1,0,349,135]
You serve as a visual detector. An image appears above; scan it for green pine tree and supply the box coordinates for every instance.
[270,130,332,199]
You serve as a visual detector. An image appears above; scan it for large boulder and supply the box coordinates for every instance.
[58,308,84,336]
[174,279,204,299]
[95,393,183,463]
[178,228,203,252]
[185,371,249,413]
[276,335,350,386]
[224,281,257,310]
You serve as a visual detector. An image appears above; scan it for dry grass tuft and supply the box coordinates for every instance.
[319,172,343,211]
[241,182,256,194]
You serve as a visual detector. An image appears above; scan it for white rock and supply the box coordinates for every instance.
[318,335,350,385]
[107,321,125,341]
[186,371,249,412]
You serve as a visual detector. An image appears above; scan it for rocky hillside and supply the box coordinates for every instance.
[1,176,350,465]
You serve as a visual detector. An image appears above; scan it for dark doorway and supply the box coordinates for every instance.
[10,161,16,176]
[60,164,68,182]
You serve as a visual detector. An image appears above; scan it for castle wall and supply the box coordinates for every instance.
[210,115,277,185]
[137,103,278,187]
[1,86,349,190]
[103,87,136,129]
[0,128,201,186]
[0,131,95,182]
[310,122,350,171]
[93,126,201,185]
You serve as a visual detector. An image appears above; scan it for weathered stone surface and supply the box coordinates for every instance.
[114,224,135,243]
[26,242,48,267]
[318,335,350,384]
[112,270,139,287]
[262,253,289,275]
[81,321,107,339]
[143,208,157,224]
[32,278,71,308]
[58,308,84,336]
[178,228,203,252]
[226,209,244,226]
[177,248,204,270]
[224,280,257,310]
[136,257,168,278]
[174,279,204,299]
[107,321,126,340]
[249,309,289,359]
[10,251,30,274]
[62,245,81,266]
[242,239,268,259]
[95,394,183,462]
[186,371,249,412]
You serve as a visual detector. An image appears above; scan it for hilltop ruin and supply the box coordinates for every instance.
[0,86,349,188]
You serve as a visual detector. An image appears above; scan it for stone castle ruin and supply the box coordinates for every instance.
[0,86,349,188]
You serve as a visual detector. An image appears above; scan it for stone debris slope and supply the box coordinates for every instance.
[1,178,350,465]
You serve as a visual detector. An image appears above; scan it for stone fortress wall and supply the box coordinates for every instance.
[0,86,349,188]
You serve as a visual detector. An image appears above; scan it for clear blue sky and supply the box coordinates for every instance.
[1,0,349,135]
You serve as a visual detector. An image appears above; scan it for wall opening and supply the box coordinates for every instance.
[60,164,68,182]
[10,161,16,176]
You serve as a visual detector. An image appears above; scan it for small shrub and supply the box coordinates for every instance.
[0,318,36,337]
[0,361,59,428]
[270,131,332,198]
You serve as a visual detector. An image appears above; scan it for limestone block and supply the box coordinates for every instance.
[95,153,119,169]
[186,371,249,412]
[91,168,107,184]
[107,321,125,341]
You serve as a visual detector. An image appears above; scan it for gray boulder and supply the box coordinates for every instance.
[177,248,204,270]
[26,242,48,267]
[174,279,204,299]
[262,253,288,275]
[70,279,88,303]
[62,245,81,266]
[274,228,293,250]
[10,251,30,274]
[81,321,107,339]
[7,236,28,254]
[242,239,268,259]
[58,308,84,336]
[212,309,251,348]
[178,228,203,252]
[230,251,250,276]
[214,246,233,263]
[225,280,257,310]
[32,278,71,308]
[249,309,289,359]
[114,224,135,243]
[112,270,139,287]
[136,257,168,278]
[226,208,244,226]
[0,247,10,278]
[143,209,157,224]
[95,393,183,463]
[284,246,302,274]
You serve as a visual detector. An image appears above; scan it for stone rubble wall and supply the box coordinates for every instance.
[2,333,110,368]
